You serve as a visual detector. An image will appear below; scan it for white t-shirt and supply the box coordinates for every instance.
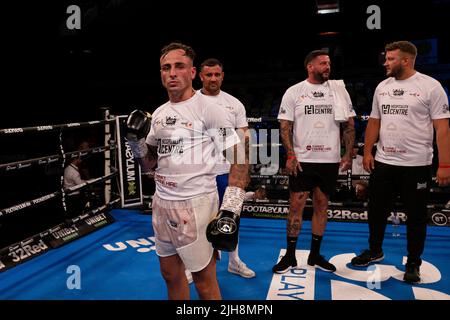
[370,72,450,166]
[64,164,84,195]
[198,90,248,175]
[146,92,239,200]
[278,80,356,163]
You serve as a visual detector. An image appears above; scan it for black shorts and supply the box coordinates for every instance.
[289,162,340,196]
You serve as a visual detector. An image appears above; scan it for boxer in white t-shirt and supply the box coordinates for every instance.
[351,41,450,284]
[125,43,250,300]
[197,58,255,279]
[274,50,356,274]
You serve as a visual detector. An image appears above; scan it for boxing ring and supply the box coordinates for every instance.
[0,110,141,272]
[0,114,449,300]
[1,210,449,300]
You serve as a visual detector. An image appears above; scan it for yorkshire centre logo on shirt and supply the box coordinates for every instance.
[305,105,333,115]
[157,138,184,155]
[381,105,409,116]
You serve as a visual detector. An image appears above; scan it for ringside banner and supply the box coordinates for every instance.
[241,201,449,226]
[46,211,115,248]
[0,206,117,272]
[0,235,51,272]
[116,116,143,208]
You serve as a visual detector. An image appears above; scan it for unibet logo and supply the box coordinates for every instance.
[103,236,156,253]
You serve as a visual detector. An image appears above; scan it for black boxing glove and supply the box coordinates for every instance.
[125,110,152,159]
[206,210,240,252]
[206,186,246,252]
[126,110,152,142]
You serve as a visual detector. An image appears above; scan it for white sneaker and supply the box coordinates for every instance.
[185,269,193,284]
[228,260,256,278]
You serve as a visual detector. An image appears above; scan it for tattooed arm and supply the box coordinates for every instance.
[226,127,250,189]
[340,117,355,171]
[207,127,250,251]
[280,119,301,176]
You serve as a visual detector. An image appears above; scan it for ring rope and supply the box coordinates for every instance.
[63,168,118,195]
[0,145,117,172]
[245,115,370,123]
[59,129,67,212]
[0,119,116,136]
[249,173,369,180]
[0,168,118,218]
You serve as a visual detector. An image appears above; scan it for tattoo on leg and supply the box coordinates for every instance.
[287,219,301,237]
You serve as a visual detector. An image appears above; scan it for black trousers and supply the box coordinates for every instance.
[368,161,432,265]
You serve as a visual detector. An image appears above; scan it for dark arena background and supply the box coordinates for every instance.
[0,0,449,308]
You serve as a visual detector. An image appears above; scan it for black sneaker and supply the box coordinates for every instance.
[351,249,384,266]
[403,262,420,284]
[272,255,297,274]
[307,254,336,272]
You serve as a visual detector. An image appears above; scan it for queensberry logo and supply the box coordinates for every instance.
[165,116,177,126]
[312,91,324,98]
[393,89,405,96]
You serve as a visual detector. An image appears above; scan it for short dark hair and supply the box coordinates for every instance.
[200,58,223,71]
[160,42,196,61]
[385,41,417,59]
[304,49,329,69]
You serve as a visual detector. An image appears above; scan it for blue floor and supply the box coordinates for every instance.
[1,209,449,300]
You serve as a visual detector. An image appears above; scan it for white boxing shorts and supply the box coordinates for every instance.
[151,191,219,272]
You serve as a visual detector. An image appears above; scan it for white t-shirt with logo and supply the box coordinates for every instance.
[277,80,356,163]
[370,72,450,166]
[146,92,239,200]
[198,90,248,175]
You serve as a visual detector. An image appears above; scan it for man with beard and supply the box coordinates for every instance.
[197,58,256,279]
[351,41,450,284]
[273,50,355,273]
